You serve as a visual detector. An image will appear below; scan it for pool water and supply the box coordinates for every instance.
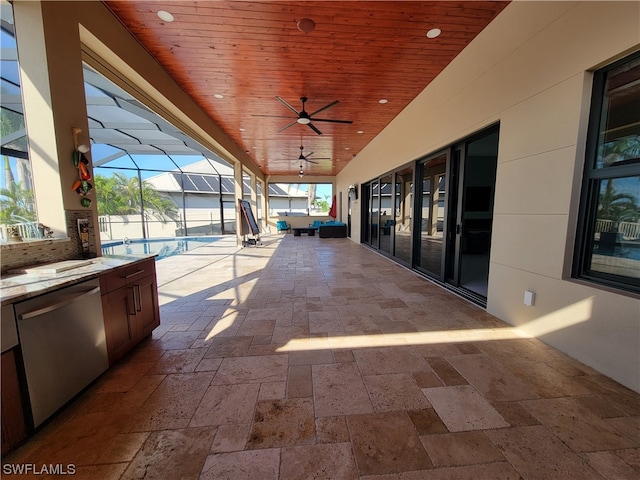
[101,237,220,260]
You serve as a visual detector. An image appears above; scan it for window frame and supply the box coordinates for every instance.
[573,50,640,294]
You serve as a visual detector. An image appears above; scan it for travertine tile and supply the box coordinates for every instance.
[348,411,433,475]
[520,397,637,452]
[491,401,540,426]
[422,385,509,432]
[210,423,251,453]
[212,354,288,385]
[412,371,444,388]
[236,319,276,336]
[200,449,280,479]
[190,383,260,427]
[354,346,432,375]
[315,416,350,443]
[248,399,315,449]
[280,442,358,480]
[446,353,538,401]
[147,348,207,374]
[400,462,521,480]
[615,448,640,472]
[121,427,216,480]
[287,365,313,398]
[486,425,603,479]
[407,408,449,435]
[96,361,155,393]
[427,357,468,386]
[312,362,373,416]
[584,451,639,479]
[419,431,504,467]
[204,336,253,358]
[121,372,214,432]
[364,373,432,412]
[508,362,593,398]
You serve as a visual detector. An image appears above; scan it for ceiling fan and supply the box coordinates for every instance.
[286,145,330,164]
[256,96,353,135]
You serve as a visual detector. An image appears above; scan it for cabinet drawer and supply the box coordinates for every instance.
[100,258,155,294]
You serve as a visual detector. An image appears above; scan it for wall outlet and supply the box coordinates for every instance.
[524,290,536,307]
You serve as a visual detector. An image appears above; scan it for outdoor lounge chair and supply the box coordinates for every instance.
[276,220,291,233]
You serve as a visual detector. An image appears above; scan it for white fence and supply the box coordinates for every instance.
[0,221,42,241]
[595,219,640,239]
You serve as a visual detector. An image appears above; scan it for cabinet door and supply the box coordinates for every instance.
[102,286,137,365]
[1,349,28,454]
[134,274,160,340]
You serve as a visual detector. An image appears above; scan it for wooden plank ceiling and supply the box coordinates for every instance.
[104,1,509,177]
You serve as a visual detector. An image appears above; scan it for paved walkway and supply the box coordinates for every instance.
[5,234,640,479]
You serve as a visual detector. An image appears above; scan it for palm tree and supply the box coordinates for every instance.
[0,181,36,224]
[597,178,639,231]
[94,173,178,223]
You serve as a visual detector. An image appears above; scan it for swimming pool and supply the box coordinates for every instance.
[101,236,220,260]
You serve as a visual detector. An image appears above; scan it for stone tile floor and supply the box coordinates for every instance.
[4,234,640,479]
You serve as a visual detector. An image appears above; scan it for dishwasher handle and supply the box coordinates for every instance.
[18,287,101,320]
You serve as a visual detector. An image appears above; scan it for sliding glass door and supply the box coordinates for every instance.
[446,127,499,299]
[361,125,498,305]
[415,152,447,279]
[393,166,414,265]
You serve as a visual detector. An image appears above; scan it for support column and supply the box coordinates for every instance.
[12,1,99,242]
[233,161,243,246]
[249,173,258,231]
[259,179,268,232]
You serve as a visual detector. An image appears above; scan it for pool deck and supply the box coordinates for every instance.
[5,232,639,479]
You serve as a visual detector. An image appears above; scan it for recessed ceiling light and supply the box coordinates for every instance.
[214,94,224,99]
[239,128,246,132]
[379,99,388,104]
[426,28,441,39]
[297,18,316,33]
[357,130,364,134]
[157,10,174,22]
[345,147,350,150]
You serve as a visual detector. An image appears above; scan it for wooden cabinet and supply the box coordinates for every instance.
[1,348,28,455]
[100,258,160,365]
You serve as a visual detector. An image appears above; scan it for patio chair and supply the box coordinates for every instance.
[276,220,291,233]
[309,220,324,228]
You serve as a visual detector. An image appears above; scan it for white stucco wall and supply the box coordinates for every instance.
[337,1,640,391]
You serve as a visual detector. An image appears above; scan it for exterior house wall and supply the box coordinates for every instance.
[336,1,640,391]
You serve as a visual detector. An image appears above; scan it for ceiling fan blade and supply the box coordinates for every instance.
[309,100,339,117]
[253,114,296,119]
[279,120,299,132]
[305,159,319,164]
[276,96,301,115]
[311,118,353,124]
[307,122,323,135]
[307,157,330,160]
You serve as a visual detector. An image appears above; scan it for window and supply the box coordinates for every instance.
[1,1,38,241]
[574,51,640,293]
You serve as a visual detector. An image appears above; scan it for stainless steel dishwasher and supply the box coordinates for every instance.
[14,278,108,427]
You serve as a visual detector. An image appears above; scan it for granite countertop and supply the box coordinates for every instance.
[0,255,156,305]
